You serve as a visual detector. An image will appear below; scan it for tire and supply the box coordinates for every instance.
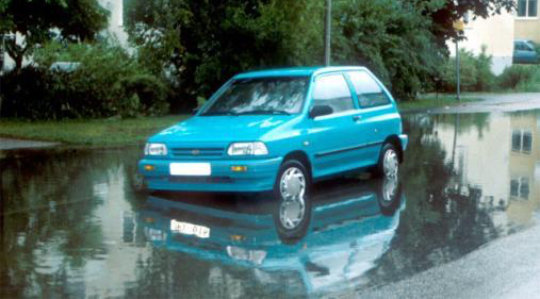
[272,159,312,244]
[374,143,400,179]
[375,176,403,216]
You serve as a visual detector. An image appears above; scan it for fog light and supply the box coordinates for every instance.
[144,165,155,171]
[230,166,248,172]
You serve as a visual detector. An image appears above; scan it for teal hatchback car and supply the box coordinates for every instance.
[139,66,408,202]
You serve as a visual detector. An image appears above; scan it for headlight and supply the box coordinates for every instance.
[144,143,168,156]
[227,142,268,156]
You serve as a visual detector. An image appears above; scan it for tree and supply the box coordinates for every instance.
[125,0,515,107]
[332,0,442,100]
[0,0,108,72]
[407,0,515,49]
[125,0,322,111]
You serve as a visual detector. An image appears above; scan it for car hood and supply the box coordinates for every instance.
[150,115,296,143]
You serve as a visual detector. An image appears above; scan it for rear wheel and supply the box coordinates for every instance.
[374,143,400,179]
[272,159,312,244]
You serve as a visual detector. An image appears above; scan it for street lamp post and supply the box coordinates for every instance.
[453,19,465,102]
[324,0,332,66]
[456,38,460,102]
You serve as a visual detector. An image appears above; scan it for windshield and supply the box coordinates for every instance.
[201,76,309,115]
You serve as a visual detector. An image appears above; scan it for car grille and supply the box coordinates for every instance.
[170,147,225,157]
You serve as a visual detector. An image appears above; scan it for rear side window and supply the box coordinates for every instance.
[312,74,354,114]
[347,71,391,108]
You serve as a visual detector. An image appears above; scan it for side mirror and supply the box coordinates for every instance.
[309,105,333,118]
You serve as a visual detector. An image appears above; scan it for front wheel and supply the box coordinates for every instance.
[375,143,400,179]
[272,159,312,244]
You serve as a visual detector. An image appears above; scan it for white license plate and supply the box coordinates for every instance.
[170,219,210,239]
[169,162,211,176]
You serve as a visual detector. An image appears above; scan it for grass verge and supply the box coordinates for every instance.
[1,96,480,147]
[0,115,188,147]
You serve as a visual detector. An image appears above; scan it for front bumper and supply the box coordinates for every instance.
[138,157,282,192]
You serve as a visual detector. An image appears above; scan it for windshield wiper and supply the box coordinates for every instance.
[236,110,291,115]
[200,111,238,116]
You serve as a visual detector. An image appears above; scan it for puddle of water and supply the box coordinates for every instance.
[1,110,539,297]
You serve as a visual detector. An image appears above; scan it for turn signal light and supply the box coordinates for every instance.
[230,166,248,172]
[230,234,245,241]
[144,165,155,171]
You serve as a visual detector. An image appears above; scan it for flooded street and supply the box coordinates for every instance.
[1,110,540,298]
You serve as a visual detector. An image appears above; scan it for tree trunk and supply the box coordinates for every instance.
[13,53,23,74]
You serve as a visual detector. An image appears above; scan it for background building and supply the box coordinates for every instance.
[515,0,540,43]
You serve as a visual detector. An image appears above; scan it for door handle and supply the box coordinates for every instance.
[352,115,362,121]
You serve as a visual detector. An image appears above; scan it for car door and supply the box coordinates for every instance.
[345,70,399,166]
[524,42,539,63]
[514,41,525,63]
[308,72,370,178]
[514,41,536,64]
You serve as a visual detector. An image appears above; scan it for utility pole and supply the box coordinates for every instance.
[456,39,460,102]
[324,0,332,66]
[453,19,464,102]
[0,35,4,117]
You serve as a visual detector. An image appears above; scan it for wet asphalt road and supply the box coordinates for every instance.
[1,108,540,298]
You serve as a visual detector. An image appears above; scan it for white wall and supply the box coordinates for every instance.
[98,0,128,47]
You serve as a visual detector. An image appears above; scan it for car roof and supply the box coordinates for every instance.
[234,66,369,79]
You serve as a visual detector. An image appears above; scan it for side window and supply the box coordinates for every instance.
[348,71,391,108]
[312,74,354,114]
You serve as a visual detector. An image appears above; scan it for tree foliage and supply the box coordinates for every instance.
[0,0,108,71]
[125,0,323,111]
[123,0,517,106]
[332,0,442,100]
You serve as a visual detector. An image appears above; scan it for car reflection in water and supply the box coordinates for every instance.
[137,176,405,295]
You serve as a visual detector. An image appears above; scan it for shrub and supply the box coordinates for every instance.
[0,67,53,119]
[498,65,540,91]
[1,42,169,119]
[439,47,495,92]
[473,46,496,91]
[498,65,534,89]
[119,73,168,114]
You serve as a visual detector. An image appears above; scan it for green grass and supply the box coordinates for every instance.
[0,115,188,147]
[398,94,481,112]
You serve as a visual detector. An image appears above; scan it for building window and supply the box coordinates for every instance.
[511,129,532,153]
[518,0,538,18]
[510,177,530,199]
